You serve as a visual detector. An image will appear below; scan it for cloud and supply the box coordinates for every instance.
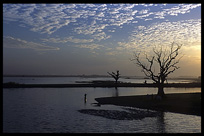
[75,23,109,35]
[139,9,149,14]
[135,12,154,19]
[42,36,93,44]
[75,44,104,50]
[2,4,150,35]
[3,36,59,51]
[153,4,201,19]
[134,4,201,20]
[92,32,111,41]
[164,4,201,16]
[116,19,201,52]
[3,4,201,35]
[3,4,75,34]
[3,4,201,42]
[74,23,111,41]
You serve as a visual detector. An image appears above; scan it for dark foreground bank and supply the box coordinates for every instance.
[95,93,201,116]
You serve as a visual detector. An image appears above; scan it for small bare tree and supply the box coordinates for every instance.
[107,70,120,84]
[131,42,183,98]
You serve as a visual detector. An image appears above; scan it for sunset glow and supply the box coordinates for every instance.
[3,4,201,77]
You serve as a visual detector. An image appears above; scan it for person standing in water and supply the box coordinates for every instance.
[84,94,87,103]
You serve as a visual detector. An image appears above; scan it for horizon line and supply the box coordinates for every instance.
[3,74,200,78]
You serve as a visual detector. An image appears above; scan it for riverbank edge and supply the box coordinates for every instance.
[95,92,201,116]
[3,82,201,88]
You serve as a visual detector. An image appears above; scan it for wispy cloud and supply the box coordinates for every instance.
[4,4,200,36]
[4,4,75,34]
[3,4,201,54]
[116,19,201,52]
[42,36,93,44]
[162,4,201,16]
[135,4,201,20]
[75,44,104,50]
[3,36,60,50]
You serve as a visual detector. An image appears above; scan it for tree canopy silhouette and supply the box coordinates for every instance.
[107,70,120,84]
[131,42,183,98]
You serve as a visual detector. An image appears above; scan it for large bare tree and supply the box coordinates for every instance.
[131,42,183,98]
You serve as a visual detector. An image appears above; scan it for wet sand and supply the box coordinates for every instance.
[95,93,201,116]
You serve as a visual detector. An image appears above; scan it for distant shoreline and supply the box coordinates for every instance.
[95,92,201,116]
[3,75,200,80]
[3,82,201,88]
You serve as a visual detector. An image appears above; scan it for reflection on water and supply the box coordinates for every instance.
[111,87,119,97]
[157,112,165,133]
[164,112,201,133]
[3,88,201,133]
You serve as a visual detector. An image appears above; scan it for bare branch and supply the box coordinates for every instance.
[131,42,182,97]
[131,42,182,85]
[131,52,158,82]
[163,43,182,75]
[107,70,120,83]
[165,65,180,76]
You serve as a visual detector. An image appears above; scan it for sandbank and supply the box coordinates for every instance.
[95,93,201,116]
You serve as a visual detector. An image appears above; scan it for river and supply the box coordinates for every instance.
[3,77,201,133]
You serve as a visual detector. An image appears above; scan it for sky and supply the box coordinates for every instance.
[3,3,201,77]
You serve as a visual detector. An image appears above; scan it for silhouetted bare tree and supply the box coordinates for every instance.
[131,42,183,98]
[107,70,120,84]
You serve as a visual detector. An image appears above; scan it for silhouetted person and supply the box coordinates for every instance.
[84,94,87,103]
[144,80,147,84]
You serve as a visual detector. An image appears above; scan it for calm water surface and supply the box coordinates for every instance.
[3,76,193,84]
[3,86,201,133]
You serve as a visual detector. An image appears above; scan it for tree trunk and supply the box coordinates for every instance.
[157,84,165,98]
[115,79,118,84]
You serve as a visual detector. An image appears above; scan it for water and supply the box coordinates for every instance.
[3,76,193,84]
[3,77,201,133]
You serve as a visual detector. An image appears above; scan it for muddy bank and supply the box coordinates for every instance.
[95,93,201,116]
